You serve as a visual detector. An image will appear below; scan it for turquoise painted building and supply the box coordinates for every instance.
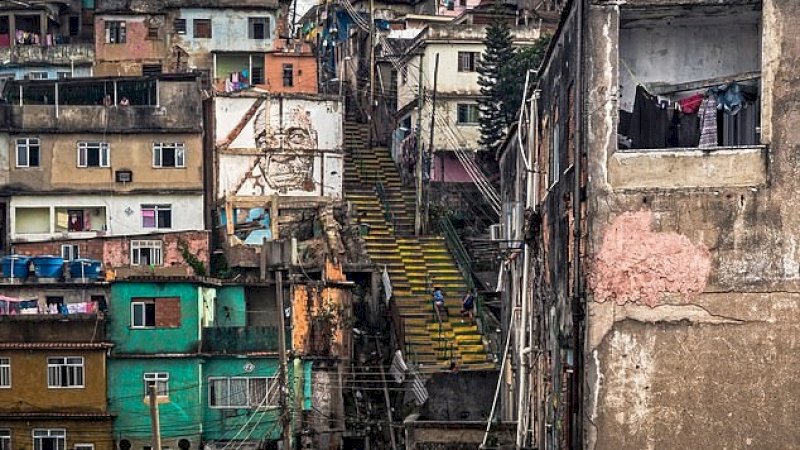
[107,280,310,450]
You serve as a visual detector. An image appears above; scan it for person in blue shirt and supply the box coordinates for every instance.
[433,287,447,322]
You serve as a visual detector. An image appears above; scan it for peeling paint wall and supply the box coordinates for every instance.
[583,1,800,448]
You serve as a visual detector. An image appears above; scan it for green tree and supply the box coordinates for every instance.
[477,14,515,159]
[498,37,550,126]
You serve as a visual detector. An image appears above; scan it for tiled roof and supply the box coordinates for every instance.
[0,342,113,350]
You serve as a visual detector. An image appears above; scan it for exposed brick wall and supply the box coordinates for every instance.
[13,231,210,274]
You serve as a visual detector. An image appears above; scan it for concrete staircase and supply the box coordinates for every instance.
[344,121,493,370]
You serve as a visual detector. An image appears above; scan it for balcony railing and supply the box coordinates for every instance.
[201,326,285,353]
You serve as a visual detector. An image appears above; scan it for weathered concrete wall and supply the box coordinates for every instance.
[215,94,343,200]
[609,147,767,189]
[94,15,170,73]
[584,1,800,448]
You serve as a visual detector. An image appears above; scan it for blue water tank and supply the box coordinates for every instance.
[32,255,64,278]
[69,259,102,280]
[1,255,30,278]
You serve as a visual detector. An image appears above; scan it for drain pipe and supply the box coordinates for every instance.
[571,0,586,448]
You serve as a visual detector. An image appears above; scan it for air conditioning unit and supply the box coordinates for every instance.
[115,170,133,183]
[489,223,506,241]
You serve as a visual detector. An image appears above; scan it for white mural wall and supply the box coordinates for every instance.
[215,95,344,200]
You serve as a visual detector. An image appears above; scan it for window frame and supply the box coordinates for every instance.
[131,239,163,266]
[0,429,10,450]
[32,429,66,450]
[174,19,187,34]
[208,376,275,409]
[456,103,479,125]
[16,138,40,168]
[0,357,9,388]
[457,52,477,72]
[61,244,80,261]
[282,64,294,87]
[152,142,186,168]
[248,17,270,40]
[193,19,212,39]
[74,444,94,450]
[141,204,172,229]
[143,372,169,397]
[131,300,156,328]
[104,20,126,44]
[77,142,110,168]
[46,357,84,389]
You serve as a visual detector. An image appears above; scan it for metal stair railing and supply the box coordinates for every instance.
[376,181,398,232]
[438,215,476,291]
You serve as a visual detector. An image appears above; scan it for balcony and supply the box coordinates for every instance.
[201,326,285,354]
[0,313,106,342]
[0,43,94,66]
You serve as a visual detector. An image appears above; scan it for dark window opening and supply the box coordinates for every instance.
[105,20,126,44]
[248,17,269,40]
[68,17,80,36]
[174,19,186,34]
[282,64,293,87]
[193,19,211,38]
[142,64,162,76]
[251,67,264,85]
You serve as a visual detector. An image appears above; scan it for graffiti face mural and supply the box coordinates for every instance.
[235,104,319,195]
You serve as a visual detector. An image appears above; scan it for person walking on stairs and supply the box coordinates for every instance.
[461,289,476,321]
[433,287,448,323]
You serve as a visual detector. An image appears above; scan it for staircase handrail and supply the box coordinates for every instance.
[375,181,398,232]
[438,215,476,292]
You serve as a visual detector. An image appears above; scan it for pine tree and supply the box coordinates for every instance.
[477,12,514,160]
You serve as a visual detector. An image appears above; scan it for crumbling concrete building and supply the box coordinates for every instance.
[498,0,800,448]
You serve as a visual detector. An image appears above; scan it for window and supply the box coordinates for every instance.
[457,52,478,72]
[174,19,186,34]
[209,377,275,409]
[141,205,171,229]
[68,16,80,36]
[152,142,185,168]
[29,72,48,80]
[57,72,71,79]
[74,444,94,450]
[550,119,560,186]
[251,67,264,85]
[16,138,40,167]
[131,297,180,328]
[142,64,162,76]
[0,430,9,450]
[77,142,110,168]
[143,372,169,397]
[105,21,126,44]
[282,64,293,87]
[193,19,211,38]
[67,210,84,232]
[0,358,9,388]
[47,357,84,388]
[457,104,479,124]
[147,27,159,39]
[131,240,163,266]
[33,430,65,450]
[248,17,270,40]
[61,244,80,261]
[131,300,155,328]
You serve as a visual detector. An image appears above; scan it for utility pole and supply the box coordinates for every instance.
[148,385,162,450]
[425,53,439,235]
[414,55,424,236]
[276,270,291,450]
[368,0,376,148]
[375,335,398,450]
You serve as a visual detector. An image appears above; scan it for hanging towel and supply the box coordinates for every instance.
[698,95,718,148]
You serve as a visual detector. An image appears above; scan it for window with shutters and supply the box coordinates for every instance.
[47,357,84,388]
[193,19,211,38]
[457,52,478,72]
[174,19,186,34]
[131,297,180,328]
